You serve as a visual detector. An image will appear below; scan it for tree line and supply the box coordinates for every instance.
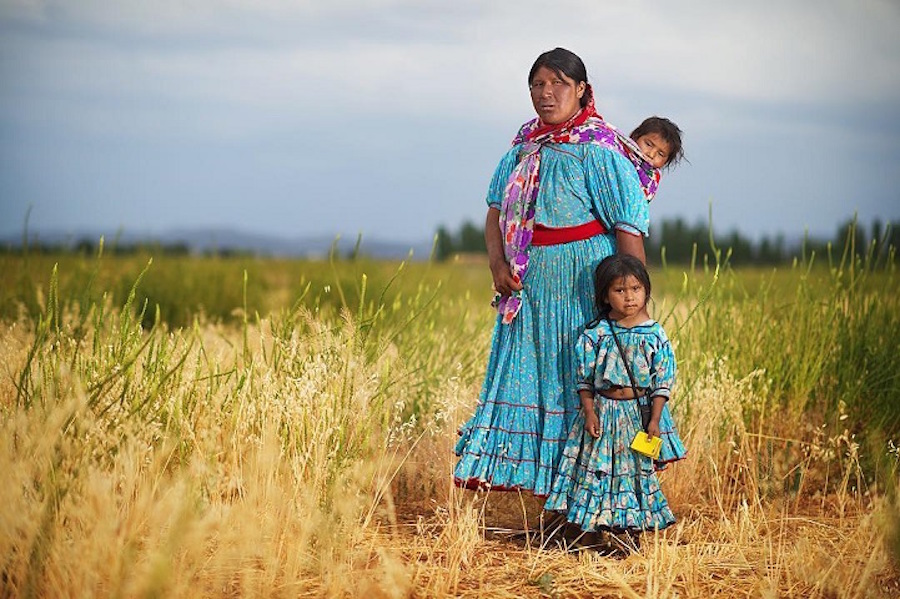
[0,239,260,258]
[434,217,898,266]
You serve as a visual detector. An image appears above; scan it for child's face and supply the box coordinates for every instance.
[605,275,648,320]
[635,132,672,169]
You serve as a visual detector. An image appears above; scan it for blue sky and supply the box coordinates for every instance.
[1,0,899,248]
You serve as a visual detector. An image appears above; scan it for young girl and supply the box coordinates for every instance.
[544,254,687,552]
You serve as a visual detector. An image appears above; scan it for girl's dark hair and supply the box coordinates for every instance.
[588,254,652,326]
[630,116,684,168]
[528,47,591,108]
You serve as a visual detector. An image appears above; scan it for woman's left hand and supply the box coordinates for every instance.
[646,419,661,439]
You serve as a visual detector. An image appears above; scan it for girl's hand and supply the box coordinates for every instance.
[646,418,661,440]
[585,411,601,439]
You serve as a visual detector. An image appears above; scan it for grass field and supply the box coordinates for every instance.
[1,244,899,597]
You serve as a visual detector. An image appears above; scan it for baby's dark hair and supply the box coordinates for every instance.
[589,254,652,325]
[630,116,684,168]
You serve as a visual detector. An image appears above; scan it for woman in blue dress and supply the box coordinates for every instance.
[453,47,652,497]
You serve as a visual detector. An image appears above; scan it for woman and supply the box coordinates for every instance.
[454,47,650,497]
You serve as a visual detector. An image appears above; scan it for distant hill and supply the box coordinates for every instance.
[0,227,436,260]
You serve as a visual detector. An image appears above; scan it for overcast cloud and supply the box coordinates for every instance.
[1,0,898,247]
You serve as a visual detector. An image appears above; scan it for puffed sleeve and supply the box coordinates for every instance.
[583,145,649,237]
[574,330,598,393]
[485,146,521,209]
[649,327,676,399]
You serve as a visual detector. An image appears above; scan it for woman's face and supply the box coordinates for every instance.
[529,66,586,125]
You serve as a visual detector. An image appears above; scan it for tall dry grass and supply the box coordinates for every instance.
[1,258,434,596]
[1,246,898,597]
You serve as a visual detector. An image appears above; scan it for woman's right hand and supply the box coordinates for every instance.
[485,207,524,297]
[490,260,523,297]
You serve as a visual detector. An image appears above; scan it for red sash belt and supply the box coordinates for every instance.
[531,221,606,246]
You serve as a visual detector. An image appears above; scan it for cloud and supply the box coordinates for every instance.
[4,0,898,125]
[1,0,898,242]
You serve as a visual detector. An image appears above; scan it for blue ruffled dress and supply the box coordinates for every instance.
[544,319,687,532]
[453,142,649,497]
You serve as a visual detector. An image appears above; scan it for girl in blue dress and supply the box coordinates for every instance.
[453,48,653,497]
[544,254,687,550]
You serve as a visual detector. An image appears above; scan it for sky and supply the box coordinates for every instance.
[1,0,899,250]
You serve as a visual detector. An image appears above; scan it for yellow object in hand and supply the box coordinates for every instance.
[630,431,662,459]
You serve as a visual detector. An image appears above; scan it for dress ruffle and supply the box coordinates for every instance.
[454,236,612,496]
[544,395,682,532]
[655,402,688,468]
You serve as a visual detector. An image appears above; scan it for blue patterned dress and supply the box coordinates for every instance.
[453,142,649,497]
[544,319,687,532]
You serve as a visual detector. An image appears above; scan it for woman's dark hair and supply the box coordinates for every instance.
[630,116,684,168]
[528,47,591,108]
[588,254,652,325]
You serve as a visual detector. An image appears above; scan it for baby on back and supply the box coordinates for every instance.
[615,116,684,203]
[630,116,684,170]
